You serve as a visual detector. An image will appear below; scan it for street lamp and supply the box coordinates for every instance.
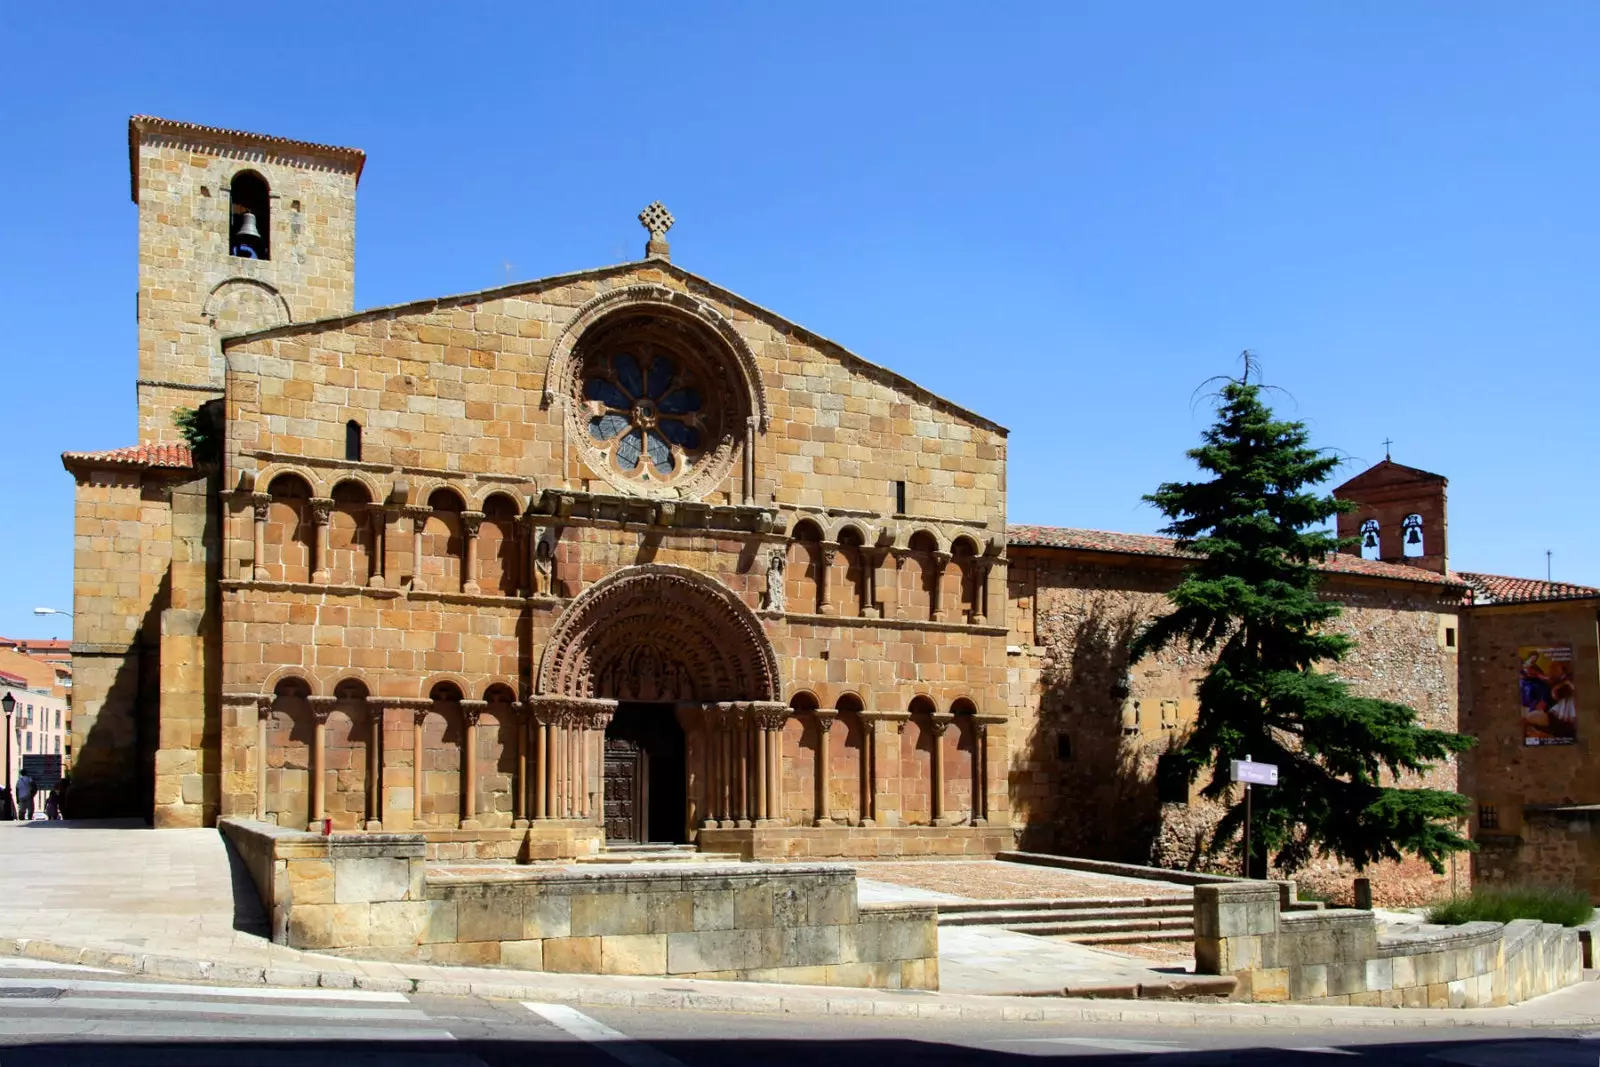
[1,690,13,819]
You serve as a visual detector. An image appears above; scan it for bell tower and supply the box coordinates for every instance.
[1332,459,1450,575]
[128,116,364,443]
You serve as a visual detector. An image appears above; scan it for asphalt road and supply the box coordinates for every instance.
[0,957,1596,1066]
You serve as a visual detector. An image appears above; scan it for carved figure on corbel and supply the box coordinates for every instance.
[762,548,786,613]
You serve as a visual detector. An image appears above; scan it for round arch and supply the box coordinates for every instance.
[536,564,781,702]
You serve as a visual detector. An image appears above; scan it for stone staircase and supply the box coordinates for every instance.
[577,843,745,864]
[936,895,1195,945]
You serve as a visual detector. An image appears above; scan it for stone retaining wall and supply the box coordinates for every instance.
[219,818,937,989]
[1195,881,1584,1007]
[699,825,1011,861]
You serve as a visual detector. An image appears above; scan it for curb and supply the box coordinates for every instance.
[2,934,1597,1029]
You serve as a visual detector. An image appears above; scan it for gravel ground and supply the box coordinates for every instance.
[847,860,1192,901]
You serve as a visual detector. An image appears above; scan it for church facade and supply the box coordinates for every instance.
[62,118,1597,904]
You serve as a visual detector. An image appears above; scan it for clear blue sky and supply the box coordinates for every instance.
[2,2,1596,642]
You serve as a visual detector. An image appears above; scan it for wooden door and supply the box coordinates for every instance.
[604,739,644,843]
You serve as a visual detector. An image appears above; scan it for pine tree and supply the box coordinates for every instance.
[1131,364,1473,877]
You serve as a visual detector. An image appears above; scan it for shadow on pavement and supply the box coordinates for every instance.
[1,1034,1596,1066]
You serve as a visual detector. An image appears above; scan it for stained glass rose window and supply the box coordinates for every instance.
[584,350,707,482]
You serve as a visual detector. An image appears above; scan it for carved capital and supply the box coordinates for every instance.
[929,713,954,737]
[310,498,335,525]
[307,695,338,721]
[460,698,488,726]
[932,551,952,569]
[460,511,485,536]
[250,493,271,522]
[820,542,839,566]
[402,505,431,532]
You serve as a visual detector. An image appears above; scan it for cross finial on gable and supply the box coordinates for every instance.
[1382,437,1393,460]
[639,201,675,261]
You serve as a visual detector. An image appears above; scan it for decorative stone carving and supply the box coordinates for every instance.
[534,527,556,596]
[310,498,334,526]
[460,511,484,536]
[250,493,271,522]
[537,564,781,703]
[763,549,786,613]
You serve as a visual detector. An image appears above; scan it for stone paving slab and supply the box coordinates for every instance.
[849,860,1192,902]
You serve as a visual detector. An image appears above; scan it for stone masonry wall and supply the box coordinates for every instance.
[1008,547,1466,906]
[132,118,360,444]
[1460,600,1600,897]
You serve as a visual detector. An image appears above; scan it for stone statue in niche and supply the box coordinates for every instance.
[535,529,555,596]
[763,548,786,612]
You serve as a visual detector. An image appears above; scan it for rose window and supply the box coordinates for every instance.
[584,350,707,483]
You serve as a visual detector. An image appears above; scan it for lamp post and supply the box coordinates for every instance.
[1,690,13,820]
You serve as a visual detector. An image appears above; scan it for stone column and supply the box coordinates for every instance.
[255,695,273,820]
[513,703,529,828]
[366,703,383,830]
[971,559,992,625]
[814,711,835,826]
[543,718,557,819]
[461,511,484,595]
[307,696,336,829]
[860,717,877,826]
[310,499,334,585]
[250,494,270,581]
[754,721,769,824]
[404,506,430,591]
[863,548,883,619]
[743,415,758,504]
[736,714,750,827]
[460,700,485,828]
[515,517,533,597]
[973,721,988,825]
[929,714,952,826]
[366,504,389,588]
[413,709,427,823]
[818,543,839,616]
[930,551,951,622]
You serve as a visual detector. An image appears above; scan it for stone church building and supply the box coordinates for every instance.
[62,118,1597,905]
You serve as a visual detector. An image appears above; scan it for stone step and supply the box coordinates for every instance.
[938,904,1191,928]
[1020,916,1195,938]
[576,849,744,864]
[937,895,1188,915]
[1064,927,1196,946]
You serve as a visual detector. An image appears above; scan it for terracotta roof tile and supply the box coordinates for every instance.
[61,443,194,470]
[1006,524,1466,587]
[1455,571,1600,606]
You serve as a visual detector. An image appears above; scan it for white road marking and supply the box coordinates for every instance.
[0,1016,460,1042]
[0,974,410,1001]
[0,994,430,1022]
[525,1002,688,1067]
[0,957,121,974]
[1013,1036,1193,1054]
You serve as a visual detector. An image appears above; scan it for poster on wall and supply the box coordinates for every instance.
[1519,645,1578,746]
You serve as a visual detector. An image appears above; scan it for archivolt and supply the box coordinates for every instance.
[536,564,780,702]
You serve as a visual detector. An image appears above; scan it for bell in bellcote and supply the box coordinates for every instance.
[231,211,263,258]
[1406,526,1421,545]
[1363,530,1378,549]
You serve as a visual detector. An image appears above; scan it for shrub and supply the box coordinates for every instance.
[1426,884,1594,928]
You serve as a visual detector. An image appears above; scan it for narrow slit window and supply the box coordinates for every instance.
[345,420,362,462]
[895,480,907,515]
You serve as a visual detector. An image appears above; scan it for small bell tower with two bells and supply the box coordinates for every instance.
[128,116,365,444]
[1332,449,1450,575]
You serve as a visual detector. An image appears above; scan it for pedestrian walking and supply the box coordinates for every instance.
[55,772,71,820]
[15,772,35,820]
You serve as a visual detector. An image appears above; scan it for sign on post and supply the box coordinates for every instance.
[1230,759,1278,786]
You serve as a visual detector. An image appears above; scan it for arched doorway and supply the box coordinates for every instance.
[536,565,781,845]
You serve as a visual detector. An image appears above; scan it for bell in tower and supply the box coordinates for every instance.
[231,209,263,258]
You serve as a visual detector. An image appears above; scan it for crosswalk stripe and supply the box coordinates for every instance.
[525,1002,687,1067]
[0,994,431,1022]
[0,957,121,974]
[0,1016,459,1042]
[0,975,409,1002]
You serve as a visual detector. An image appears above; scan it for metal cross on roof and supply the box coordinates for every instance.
[638,201,675,241]
[1382,437,1393,460]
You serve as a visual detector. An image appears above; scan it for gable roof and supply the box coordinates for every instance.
[1333,459,1448,494]
[1006,523,1467,588]
[128,115,366,202]
[1457,571,1600,606]
[218,259,1006,436]
[61,442,194,472]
